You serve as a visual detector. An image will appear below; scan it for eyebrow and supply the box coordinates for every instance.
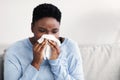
[38,27,46,30]
[38,26,59,30]
[52,28,59,31]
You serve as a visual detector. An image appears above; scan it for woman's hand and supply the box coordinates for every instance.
[48,40,60,60]
[31,39,47,70]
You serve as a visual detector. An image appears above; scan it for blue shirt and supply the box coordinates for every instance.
[4,38,84,80]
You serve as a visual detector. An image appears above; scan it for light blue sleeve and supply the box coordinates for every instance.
[4,51,39,80]
[48,43,84,80]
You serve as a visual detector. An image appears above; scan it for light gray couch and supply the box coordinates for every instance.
[79,43,120,80]
[0,54,4,80]
[1,43,120,80]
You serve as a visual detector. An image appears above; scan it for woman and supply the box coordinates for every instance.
[4,3,84,80]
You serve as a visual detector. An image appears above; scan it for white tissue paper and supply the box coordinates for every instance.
[38,34,61,60]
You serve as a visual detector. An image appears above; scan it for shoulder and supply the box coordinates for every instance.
[62,37,82,61]
[61,37,80,56]
[5,38,29,56]
[62,37,79,50]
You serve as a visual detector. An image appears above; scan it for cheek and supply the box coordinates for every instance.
[34,32,43,40]
[54,33,59,39]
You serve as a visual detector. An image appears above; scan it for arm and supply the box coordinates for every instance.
[48,43,84,80]
[4,40,47,80]
[4,52,39,80]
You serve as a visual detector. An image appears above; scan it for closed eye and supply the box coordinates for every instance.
[38,29,46,33]
[52,29,59,34]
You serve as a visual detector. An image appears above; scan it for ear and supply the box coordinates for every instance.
[31,23,34,33]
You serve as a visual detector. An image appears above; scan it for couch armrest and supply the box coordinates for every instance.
[0,53,4,80]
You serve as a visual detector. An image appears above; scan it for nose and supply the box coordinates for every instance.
[46,31,52,35]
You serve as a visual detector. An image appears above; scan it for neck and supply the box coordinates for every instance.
[29,37,37,45]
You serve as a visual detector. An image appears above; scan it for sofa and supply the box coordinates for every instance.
[0,53,4,80]
[79,43,120,80]
[0,43,120,80]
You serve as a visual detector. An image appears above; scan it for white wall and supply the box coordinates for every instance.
[1,0,120,45]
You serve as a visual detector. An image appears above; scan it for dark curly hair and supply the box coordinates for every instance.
[32,3,61,24]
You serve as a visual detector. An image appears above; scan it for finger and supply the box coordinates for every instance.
[43,39,47,45]
[56,46,60,55]
[36,44,42,52]
[48,41,58,53]
[39,40,46,47]
[48,40,59,49]
[48,40,60,54]
[33,43,40,51]
[35,39,47,52]
[51,40,57,45]
[48,41,55,50]
[33,42,38,47]
[49,42,54,48]
[37,39,47,50]
[40,40,47,50]
[48,40,56,47]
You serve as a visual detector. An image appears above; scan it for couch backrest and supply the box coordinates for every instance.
[79,43,120,80]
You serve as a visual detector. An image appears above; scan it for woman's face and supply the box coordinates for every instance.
[31,17,60,40]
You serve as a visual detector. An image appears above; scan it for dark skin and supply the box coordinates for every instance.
[29,17,64,70]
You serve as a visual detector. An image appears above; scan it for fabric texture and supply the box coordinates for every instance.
[4,38,84,80]
[79,43,120,80]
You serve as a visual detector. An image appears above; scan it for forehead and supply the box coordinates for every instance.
[34,17,60,28]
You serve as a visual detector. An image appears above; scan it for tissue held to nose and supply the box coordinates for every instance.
[38,34,61,60]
